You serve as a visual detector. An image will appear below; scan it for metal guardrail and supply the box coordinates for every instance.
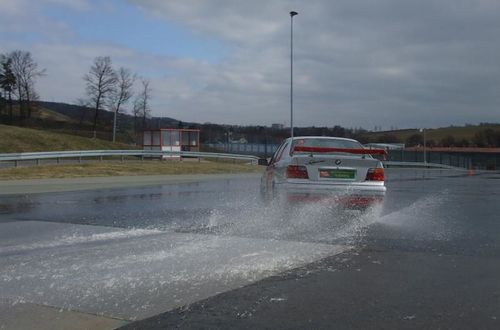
[383,161,462,170]
[0,150,260,166]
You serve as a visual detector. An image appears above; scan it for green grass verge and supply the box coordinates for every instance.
[0,160,263,180]
[0,124,135,153]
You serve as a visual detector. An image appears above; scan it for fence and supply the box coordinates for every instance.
[387,150,499,170]
[207,143,499,170]
[205,143,280,157]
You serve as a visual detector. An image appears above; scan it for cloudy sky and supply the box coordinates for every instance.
[1,0,499,129]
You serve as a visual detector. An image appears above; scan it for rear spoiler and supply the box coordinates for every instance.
[292,146,388,156]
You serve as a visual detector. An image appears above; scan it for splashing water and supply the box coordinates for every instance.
[192,187,456,245]
[195,194,384,246]
[369,189,456,241]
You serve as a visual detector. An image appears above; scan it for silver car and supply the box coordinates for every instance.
[260,136,387,209]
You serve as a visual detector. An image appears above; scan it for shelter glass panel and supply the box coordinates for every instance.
[171,131,180,146]
[152,131,161,146]
[162,131,171,146]
[143,131,151,146]
[190,132,198,146]
[182,132,190,145]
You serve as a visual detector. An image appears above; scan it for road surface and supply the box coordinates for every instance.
[0,169,499,329]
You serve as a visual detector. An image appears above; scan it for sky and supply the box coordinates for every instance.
[1,0,499,129]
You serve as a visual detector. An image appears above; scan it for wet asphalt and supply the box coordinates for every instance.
[122,169,500,330]
[1,169,500,329]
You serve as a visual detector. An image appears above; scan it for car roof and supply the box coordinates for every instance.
[286,136,360,143]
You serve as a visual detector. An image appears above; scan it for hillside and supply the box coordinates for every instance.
[38,101,182,129]
[0,124,136,153]
[363,124,500,146]
[1,103,141,143]
[368,124,499,140]
[3,104,75,123]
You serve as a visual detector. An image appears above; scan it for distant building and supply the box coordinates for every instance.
[271,123,284,130]
[365,143,405,150]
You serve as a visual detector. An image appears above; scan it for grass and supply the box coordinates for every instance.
[0,160,263,180]
[0,124,135,153]
[7,105,75,122]
[31,107,75,122]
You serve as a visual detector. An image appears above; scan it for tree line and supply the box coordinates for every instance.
[0,50,45,122]
[0,51,153,142]
[80,56,152,141]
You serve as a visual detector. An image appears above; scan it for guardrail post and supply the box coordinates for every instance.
[121,156,124,162]
[14,160,18,168]
[99,156,103,162]
[78,157,82,164]
[57,157,60,164]
[36,159,40,166]
[141,155,144,161]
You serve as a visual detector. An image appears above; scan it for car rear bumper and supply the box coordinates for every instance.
[273,181,386,208]
[275,180,386,194]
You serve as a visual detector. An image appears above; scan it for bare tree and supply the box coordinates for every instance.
[132,97,141,136]
[9,50,45,120]
[84,56,117,133]
[134,78,152,131]
[111,67,135,142]
[0,54,17,122]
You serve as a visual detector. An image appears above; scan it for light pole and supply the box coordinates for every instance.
[112,110,117,143]
[420,128,427,163]
[290,11,298,139]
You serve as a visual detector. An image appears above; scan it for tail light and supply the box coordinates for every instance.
[287,165,309,179]
[366,168,384,181]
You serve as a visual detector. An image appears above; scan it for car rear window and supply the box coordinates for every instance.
[269,141,288,165]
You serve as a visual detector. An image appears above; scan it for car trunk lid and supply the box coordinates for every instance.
[291,154,381,182]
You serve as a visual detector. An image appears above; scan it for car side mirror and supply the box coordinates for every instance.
[258,158,269,166]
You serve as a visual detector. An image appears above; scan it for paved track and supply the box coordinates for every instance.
[1,169,499,329]
[124,169,500,329]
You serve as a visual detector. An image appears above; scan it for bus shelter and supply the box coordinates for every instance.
[143,128,200,158]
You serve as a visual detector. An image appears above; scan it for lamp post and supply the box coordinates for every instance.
[112,110,117,143]
[290,11,298,139]
[420,128,427,163]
